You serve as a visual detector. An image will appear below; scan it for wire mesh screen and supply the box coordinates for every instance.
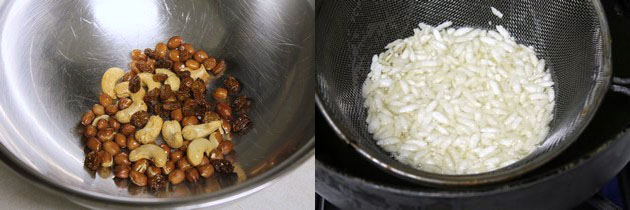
[316,0,611,184]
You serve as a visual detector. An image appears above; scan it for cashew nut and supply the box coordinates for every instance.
[135,115,163,144]
[184,64,211,83]
[155,68,180,91]
[101,67,125,99]
[186,137,219,166]
[162,120,184,148]
[137,72,162,91]
[182,120,222,140]
[114,82,131,98]
[115,88,147,123]
[129,144,167,167]
[91,115,110,127]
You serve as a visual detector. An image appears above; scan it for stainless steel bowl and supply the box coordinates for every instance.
[0,0,314,208]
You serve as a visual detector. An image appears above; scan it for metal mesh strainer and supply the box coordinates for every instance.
[316,0,611,185]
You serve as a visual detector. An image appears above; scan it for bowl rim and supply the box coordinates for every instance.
[0,136,314,208]
[0,0,315,207]
[314,0,612,186]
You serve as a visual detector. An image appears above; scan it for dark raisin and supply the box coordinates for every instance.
[193,91,205,101]
[175,70,191,78]
[232,95,252,114]
[159,84,174,101]
[202,111,221,123]
[191,79,206,94]
[211,159,234,173]
[197,100,213,113]
[217,172,238,188]
[85,151,101,171]
[153,73,168,82]
[129,75,141,93]
[164,95,178,103]
[154,58,172,69]
[148,175,167,190]
[232,114,251,133]
[163,102,181,111]
[130,111,150,127]
[144,48,158,60]
[176,90,191,102]
[136,60,153,73]
[144,89,160,107]
[182,77,194,89]
[182,99,198,116]
[224,75,240,94]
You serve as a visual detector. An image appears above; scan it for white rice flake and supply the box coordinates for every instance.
[491,7,504,18]
[362,21,555,174]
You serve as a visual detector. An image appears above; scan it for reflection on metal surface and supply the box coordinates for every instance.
[0,0,314,208]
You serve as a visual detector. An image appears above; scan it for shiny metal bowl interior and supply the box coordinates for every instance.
[0,0,314,208]
[316,0,611,186]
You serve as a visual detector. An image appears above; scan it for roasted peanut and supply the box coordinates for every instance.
[198,165,214,178]
[171,108,183,121]
[132,158,150,173]
[86,137,101,151]
[185,59,200,70]
[216,103,232,119]
[168,50,180,62]
[118,97,133,110]
[84,125,97,137]
[98,151,113,167]
[114,152,131,165]
[168,169,185,184]
[203,57,217,71]
[92,104,105,116]
[167,36,183,49]
[155,43,168,59]
[193,50,208,63]
[181,116,199,127]
[114,133,127,148]
[103,140,121,155]
[131,49,146,61]
[177,158,192,171]
[162,160,176,175]
[105,105,118,115]
[218,141,233,155]
[109,118,121,131]
[210,149,223,160]
[114,164,131,178]
[170,150,183,162]
[212,88,228,101]
[96,118,109,130]
[97,128,115,142]
[185,168,200,183]
[146,166,162,178]
[81,110,95,126]
[130,170,148,186]
[121,124,136,135]
[127,135,140,150]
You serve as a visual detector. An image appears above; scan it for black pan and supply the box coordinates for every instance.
[315,1,630,208]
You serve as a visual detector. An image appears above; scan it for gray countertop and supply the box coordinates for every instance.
[0,156,314,210]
